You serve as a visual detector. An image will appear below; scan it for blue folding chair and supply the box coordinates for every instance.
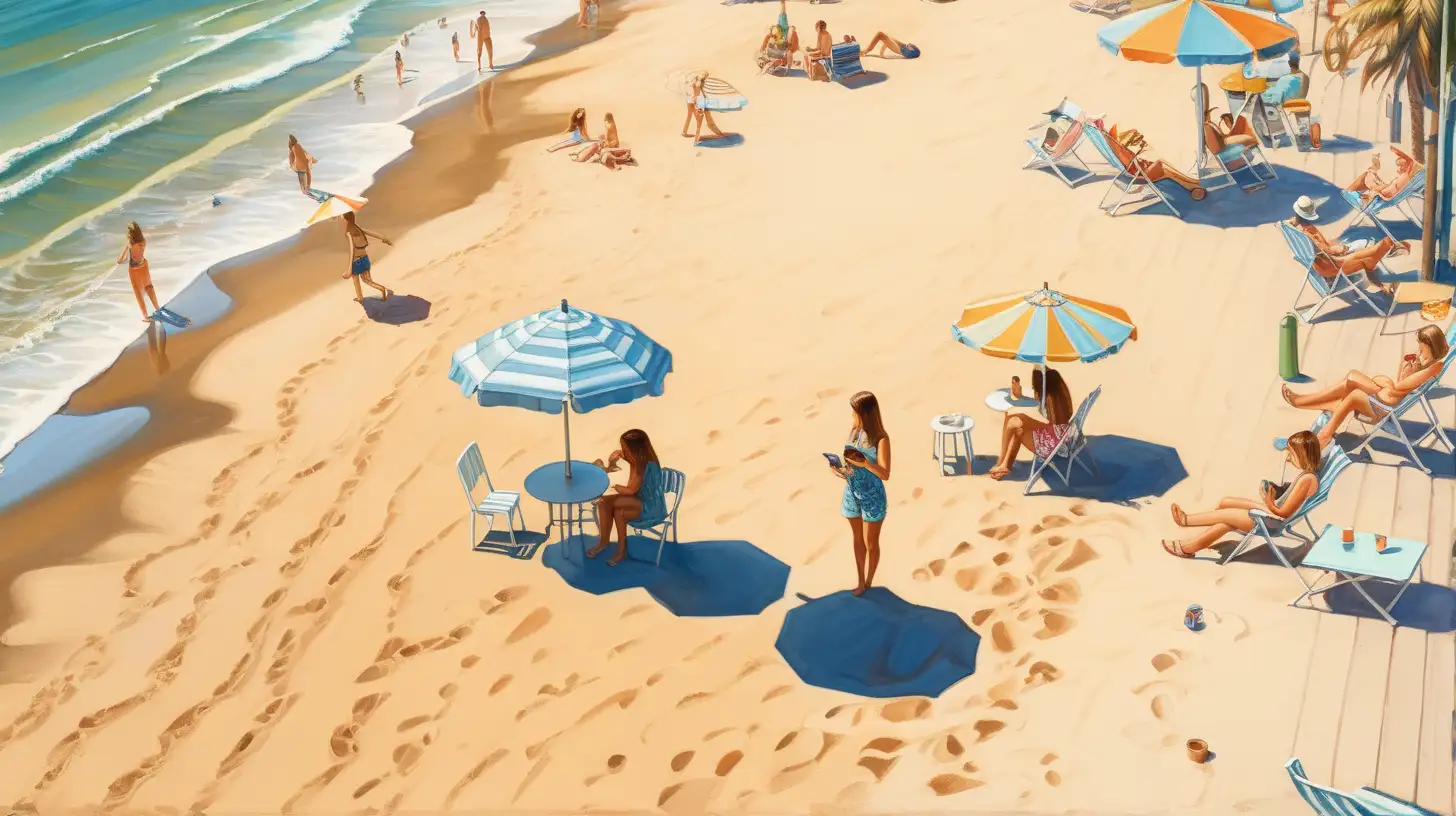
[820,42,864,83]
[1278,221,1388,324]
[1286,757,1440,815]
[1221,444,1352,566]
[1081,126,1181,217]
[1339,167,1425,244]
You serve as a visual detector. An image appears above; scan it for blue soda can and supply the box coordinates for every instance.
[1184,605,1205,631]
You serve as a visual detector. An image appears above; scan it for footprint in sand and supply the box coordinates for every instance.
[670,750,694,772]
[928,773,983,795]
[1030,515,1071,535]
[992,552,1012,566]
[1025,661,1061,688]
[990,574,1020,596]
[857,754,897,781]
[979,524,1020,542]
[1056,540,1099,572]
[951,541,972,558]
[1037,578,1081,604]
[1033,610,1075,640]
[971,608,995,626]
[1151,652,1180,673]
[930,734,964,762]
[991,622,1015,653]
[955,567,984,592]
[506,608,552,644]
[972,720,1005,743]
[880,699,930,722]
[715,750,743,776]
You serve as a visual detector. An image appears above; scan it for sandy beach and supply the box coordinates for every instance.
[0,0,1452,813]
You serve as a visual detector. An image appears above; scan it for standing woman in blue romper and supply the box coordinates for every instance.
[830,391,892,595]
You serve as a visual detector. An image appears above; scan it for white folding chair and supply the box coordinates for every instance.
[1025,386,1102,495]
[628,467,686,566]
[457,442,527,552]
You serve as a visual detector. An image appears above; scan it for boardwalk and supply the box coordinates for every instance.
[1223,28,1455,812]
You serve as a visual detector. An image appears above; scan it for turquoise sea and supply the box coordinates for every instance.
[0,0,576,466]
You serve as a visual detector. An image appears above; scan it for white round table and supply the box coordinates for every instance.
[930,414,974,476]
[984,388,1040,413]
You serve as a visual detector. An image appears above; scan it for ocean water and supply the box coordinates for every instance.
[0,0,578,466]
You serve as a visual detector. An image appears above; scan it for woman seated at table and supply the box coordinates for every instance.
[588,429,668,566]
[988,368,1073,481]
[1163,430,1321,558]
[1105,124,1208,200]
[1281,323,1449,447]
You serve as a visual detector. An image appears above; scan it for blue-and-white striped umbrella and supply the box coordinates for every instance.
[448,299,672,476]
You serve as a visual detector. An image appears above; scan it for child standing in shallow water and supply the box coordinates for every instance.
[829,391,892,595]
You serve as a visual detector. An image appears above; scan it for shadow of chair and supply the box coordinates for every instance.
[972,434,1187,506]
[541,535,789,617]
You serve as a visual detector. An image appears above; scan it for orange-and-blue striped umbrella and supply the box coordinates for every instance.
[952,284,1138,364]
[1098,0,1297,66]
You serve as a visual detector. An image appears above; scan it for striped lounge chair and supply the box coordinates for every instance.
[1278,221,1388,324]
[1286,758,1440,815]
[1219,443,1351,566]
[1349,322,1456,473]
[1081,125,1182,217]
[1025,386,1102,496]
[820,42,863,83]
[1340,167,1425,245]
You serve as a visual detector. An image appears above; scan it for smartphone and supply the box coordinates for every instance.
[823,453,843,469]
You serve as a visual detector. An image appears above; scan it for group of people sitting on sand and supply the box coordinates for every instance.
[547,108,635,169]
[755,0,918,80]
[1159,148,1432,558]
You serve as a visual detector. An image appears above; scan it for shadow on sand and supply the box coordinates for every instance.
[362,294,431,325]
[695,133,745,148]
[970,435,1187,506]
[1316,135,1375,154]
[1132,166,1350,228]
[1332,430,1456,480]
[541,535,789,617]
[472,527,549,560]
[837,71,887,89]
[775,588,981,698]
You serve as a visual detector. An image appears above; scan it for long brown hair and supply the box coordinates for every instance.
[1032,368,1074,426]
[288,134,299,147]
[850,391,887,446]
[620,429,659,465]
[1418,324,1449,363]
[567,108,585,132]
[125,221,145,245]
[1285,430,1321,474]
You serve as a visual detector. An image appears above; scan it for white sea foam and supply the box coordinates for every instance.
[193,0,269,27]
[55,25,157,62]
[0,0,579,468]
[0,87,153,178]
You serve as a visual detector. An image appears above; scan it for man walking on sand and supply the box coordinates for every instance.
[470,11,493,71]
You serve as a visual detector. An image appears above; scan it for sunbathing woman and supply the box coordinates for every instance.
[988,368,1073,481]
[1347,147,1422,206]
[548,108,592,152]
[1200,86,1257,150]
[574,113,633,169]
[1288,195,1406,295]
[1107,125,1208,200]
[1163,430,1321,558]
[589,429,668,566]
[1282,323,1449,447]
[859,31,919,59]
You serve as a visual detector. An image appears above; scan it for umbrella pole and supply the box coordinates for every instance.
[1193,66,1208,179]
[563,397,572,480]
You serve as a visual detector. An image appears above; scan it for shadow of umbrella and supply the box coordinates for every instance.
[542,535,789,617]
[774,588,980,698]
[971,434,1187,506]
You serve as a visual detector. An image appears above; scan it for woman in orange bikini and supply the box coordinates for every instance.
[118,221,160,321]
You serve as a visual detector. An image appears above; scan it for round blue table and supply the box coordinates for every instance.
[525,460,610,543]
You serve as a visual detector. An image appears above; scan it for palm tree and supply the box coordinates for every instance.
[1324,0,1441,279]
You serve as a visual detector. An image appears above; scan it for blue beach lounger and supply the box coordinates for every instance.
[1220,444,1351,566]
[1081,126,1182,217]
[820,42,864,83]
[1340,167,1425,245]
[1278,221,1389,324]
[1286,758,1440,815]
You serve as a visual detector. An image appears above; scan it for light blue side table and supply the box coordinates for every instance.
[1294,524,1428,625]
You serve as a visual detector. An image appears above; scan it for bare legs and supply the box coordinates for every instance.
[133,284,160,321]
[589,494,642,565]
[350,272,390,302]
[847,516,883,596]
[1166,499,1258,554]
[988,412,1050,479]
[694,109,725,144]
[1142,160,1206,195]
[1284,371,1382,410]
[860,32,899,57]
[572,141,603,162]
[681,103,696,137]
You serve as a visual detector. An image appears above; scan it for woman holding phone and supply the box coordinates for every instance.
[827,391,892,596]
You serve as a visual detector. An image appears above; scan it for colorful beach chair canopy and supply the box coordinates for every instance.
[449,299,672,413]
[952,284,1138,364]
[1097,0,1298,66]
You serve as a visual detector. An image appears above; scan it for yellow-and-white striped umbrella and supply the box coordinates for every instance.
[306,193,368,225]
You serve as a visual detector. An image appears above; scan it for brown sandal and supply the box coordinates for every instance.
[1170,503,1188,526]
[1163,540,1194,558]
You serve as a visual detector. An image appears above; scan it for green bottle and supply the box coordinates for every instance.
[1279,313,1300,380]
